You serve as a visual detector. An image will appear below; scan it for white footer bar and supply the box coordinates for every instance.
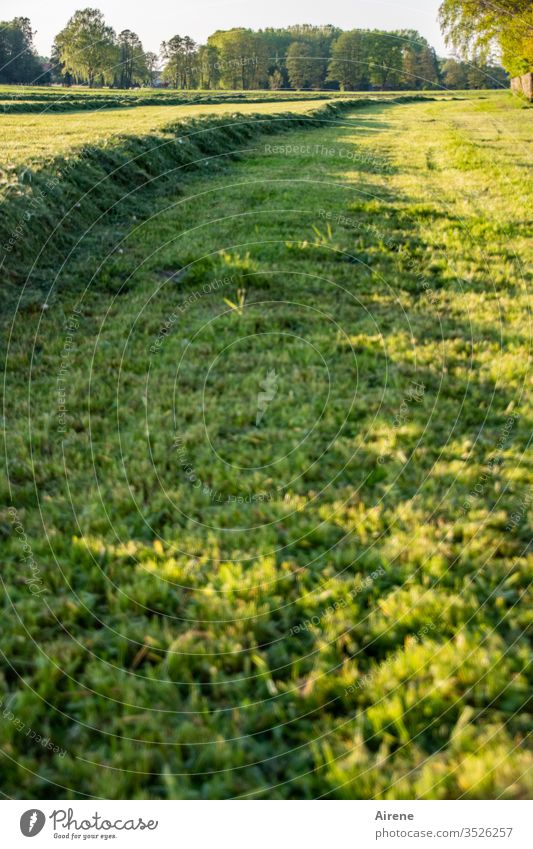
[3,800,531,848]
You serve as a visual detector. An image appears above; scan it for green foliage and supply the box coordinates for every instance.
[268,69,284,90]
[439,0,533,76]
[442,58,509,89]
[366,30,404,89]
[55,7,119,86]
[207,29,269,89]
[398,30,441,89]
[161,34,199,89]
[286,41,324,89]
[327,31,371,91]
[115,29,148,89]
[144,51,160,87]
[196,45,220,90]
[327,30,441,92]
[500,16,533,77]
[0,17,46,84]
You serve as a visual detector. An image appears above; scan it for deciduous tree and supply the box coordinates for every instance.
[286,41,323,89]
[161,35,199,88]
[367,31,403,89]
[439,0,533,76]
[144,51,160,87]
[55,7,118,86]
[116,30,147,88]
[327,30,371,90]
[197,45,220,89]
[0,17,45,84]
[208,30,267,89]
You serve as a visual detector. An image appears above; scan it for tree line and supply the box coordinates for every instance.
[0,8,511,91]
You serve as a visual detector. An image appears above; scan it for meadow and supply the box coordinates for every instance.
[0,87,477,166]
[0,85,352,116]
[1,88,532,799]
[0,84,460,114]
[0,96,336,166]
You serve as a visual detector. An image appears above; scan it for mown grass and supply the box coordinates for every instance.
[0,84,478,114]
[0,99,373,306]
[0,97,337,166]
[1,91,532,799]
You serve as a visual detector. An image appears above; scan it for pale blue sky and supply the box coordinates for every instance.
[6,0,450,58]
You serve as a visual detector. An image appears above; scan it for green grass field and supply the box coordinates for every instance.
[1,89,532,799]
[0,84,469,115]
[0,85,384,118]
[0,97,338,165]
[0,88,482,167]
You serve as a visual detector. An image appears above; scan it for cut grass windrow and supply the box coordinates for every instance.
[1,95,433,302]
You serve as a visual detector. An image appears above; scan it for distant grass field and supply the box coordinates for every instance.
[0,89,496,173]
[0,84,475,114]
[0,85,355,116]
[0,97,338,165]
[1,91,532,799]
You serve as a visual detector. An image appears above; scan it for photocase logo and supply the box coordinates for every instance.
[20,809,46,837]
[256,369,278,426]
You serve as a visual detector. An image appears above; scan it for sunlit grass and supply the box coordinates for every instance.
[0,98,335,165]
[1,91,531,799]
